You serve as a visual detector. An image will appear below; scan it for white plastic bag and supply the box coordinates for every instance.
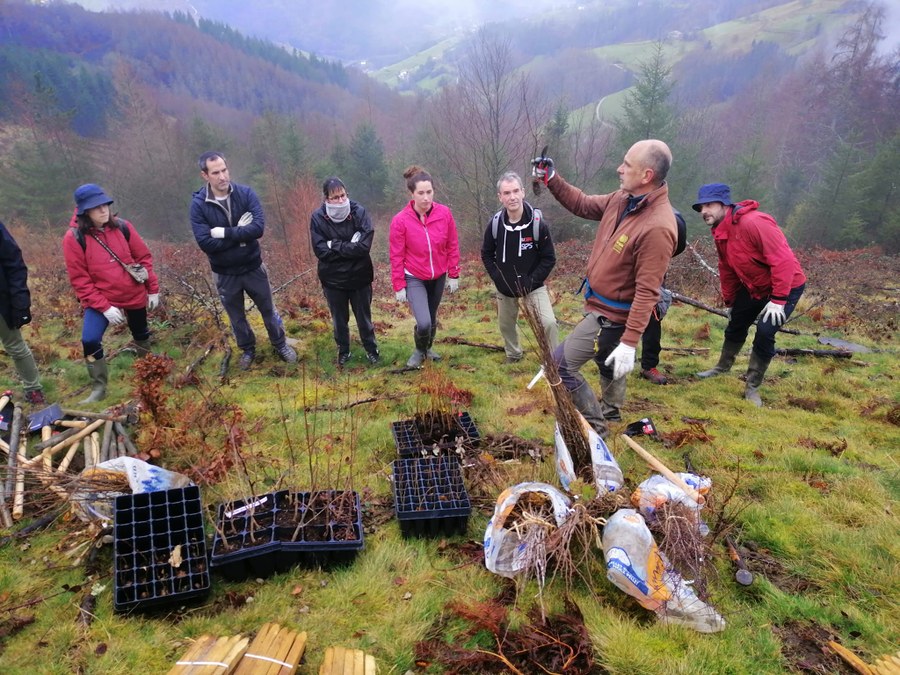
[483,482,572,578]
[71,457,192,524]
[602,509,725,633]
[631,472,712,535]
[554,418,624,493]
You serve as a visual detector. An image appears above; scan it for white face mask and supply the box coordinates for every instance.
[325,199,350,222]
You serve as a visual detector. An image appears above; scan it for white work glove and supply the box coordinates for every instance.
[604,342,636,381]
[210,227,225,239]
[350,231,362,243]
[238,212,253,227]
[147,293,160,311]
[326,240,333,249]
[395,288,407,303]
[103,306,125,326]
[761,301,786,326]
[447,278,459,294]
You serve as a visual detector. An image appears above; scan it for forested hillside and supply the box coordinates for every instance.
[0,0,897,253]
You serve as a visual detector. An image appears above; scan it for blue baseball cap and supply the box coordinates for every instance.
[692,183,733,212]
[74,184,114,216]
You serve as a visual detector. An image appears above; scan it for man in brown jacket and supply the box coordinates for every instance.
[532,140,677,437]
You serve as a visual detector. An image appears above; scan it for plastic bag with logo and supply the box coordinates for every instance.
[631,472,712,535]
[554,414,624,494]
[602,509,725,633]
[484,482,572,578]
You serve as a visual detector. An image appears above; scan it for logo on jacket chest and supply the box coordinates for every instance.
[612,234,629,254]
[519,236,535,253]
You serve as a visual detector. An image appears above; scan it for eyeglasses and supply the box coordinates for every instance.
[326,192,348,203]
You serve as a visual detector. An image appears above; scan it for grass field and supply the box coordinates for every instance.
[0,231,897,673]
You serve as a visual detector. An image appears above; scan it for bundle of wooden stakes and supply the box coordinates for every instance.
[168,634,249,674]
[232,623,307,675]
[319,646,377,675]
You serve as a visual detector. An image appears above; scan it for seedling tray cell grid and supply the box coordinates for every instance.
[392,456,471,537]
[113,485,210,613]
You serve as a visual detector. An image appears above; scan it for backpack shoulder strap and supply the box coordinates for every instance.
[490,210,503,239]
[115,218,131,242]
[532,208,541,243]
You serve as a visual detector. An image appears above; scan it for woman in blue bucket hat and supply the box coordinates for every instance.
[62,184,160,403]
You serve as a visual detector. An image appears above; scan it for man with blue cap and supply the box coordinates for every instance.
[692,183,806,406]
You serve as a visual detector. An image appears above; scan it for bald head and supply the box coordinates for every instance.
[618,139,672,195]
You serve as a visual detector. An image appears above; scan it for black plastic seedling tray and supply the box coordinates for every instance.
[275,490,364,568]
[113,485,210,613]
[392,456,471,537]
[391,411,480,458]
[209,492,280,581]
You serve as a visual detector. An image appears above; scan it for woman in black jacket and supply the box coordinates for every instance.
[309,177,379,366]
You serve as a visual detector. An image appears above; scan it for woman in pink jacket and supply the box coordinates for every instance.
[62,184,160,403]
[389,166,460,368]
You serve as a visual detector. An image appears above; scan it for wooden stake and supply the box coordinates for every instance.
[113,421,139,456]
[60,409,128,423]
[100,420,113,463]
[41,425,53,472]
[620,434,705,505]
[90,431,101,467]
[827,641,873,675]
[57,419,90,429]
[23,419,105,469]
[58,439,81,474]
[13,432,27,519]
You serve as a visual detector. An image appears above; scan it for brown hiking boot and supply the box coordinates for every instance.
[640,368,668,385]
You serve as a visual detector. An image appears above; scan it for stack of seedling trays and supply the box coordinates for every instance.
[210,490,364,580]
[390,411,477,537]
[113,485,210,613]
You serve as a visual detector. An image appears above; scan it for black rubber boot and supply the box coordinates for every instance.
[407,329,429,368]
[697,339,743,378]
[134,339,153,358]
[426,325,441,361]
[80,357,108,404]
[599,375,626,423]
[569,381,609,439]
[744,351,772,407]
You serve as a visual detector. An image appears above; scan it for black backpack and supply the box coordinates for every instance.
[73,219,131,251]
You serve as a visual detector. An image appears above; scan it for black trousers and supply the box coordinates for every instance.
[322,284,378,356]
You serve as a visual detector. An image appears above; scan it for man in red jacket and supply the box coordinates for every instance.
[693,183,806,406]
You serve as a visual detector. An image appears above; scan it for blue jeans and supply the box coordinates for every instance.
[82,307,150,359]
[725,284,805,359]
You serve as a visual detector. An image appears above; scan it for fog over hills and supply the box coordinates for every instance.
[72,0,564,66]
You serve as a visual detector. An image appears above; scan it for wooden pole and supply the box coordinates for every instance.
[620,434,705,505]
[23,419,105,469]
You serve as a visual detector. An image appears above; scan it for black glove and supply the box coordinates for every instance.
[531,156,555,183]
[10,310,31,329]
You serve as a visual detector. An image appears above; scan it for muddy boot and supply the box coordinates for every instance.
[569,380,609,439]
[697,339,743,378]
[134,339,153,358]
[599,375,626,423]
[80,357,108,404]
[426,325,441,361]
[407,329,429,368]
[744,351,771,407]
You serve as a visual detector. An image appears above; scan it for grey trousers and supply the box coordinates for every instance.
[0,315,41,392]
[213,265,286,353]
[496,285,558,359]
[405,274,446,340]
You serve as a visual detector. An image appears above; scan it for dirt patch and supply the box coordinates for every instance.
[741,541,819,595]
[772,621,856,673]
[787,397,821,412]
[415,595,600,674]
[797,437,848,457]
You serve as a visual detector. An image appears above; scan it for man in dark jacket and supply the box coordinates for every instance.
[310,177,379,366]
[190,152,296,370]
[693,183,806,406]
[481,172,558,363]
[0,220,45,404]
